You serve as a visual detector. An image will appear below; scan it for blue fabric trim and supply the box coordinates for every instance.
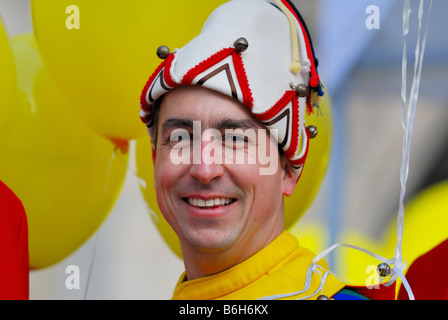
[332,289,369,300]
[332,293,364,300]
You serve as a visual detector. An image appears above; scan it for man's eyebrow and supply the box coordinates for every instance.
[161,118,194,132]
[215,119,261,131]
[160,118,262,132]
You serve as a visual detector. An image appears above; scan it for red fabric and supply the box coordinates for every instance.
[284,95,300,160]
[163,53,180,88]
[232,51,254,109]
[290,126,310,183]
[181,47,235,86]
[256,90,295,122]
[0,180,29,300]
[140,58,166,110]
[348,283,396,300]
[398,239,448,300]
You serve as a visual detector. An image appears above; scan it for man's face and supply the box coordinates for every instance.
[152,86,296,257]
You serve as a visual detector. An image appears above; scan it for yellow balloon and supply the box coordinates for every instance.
[135,87,333,258]
[0,16,16,137]
[336,180,448,287]
[135,135,182,257]
[398,180,448,264]
[0,33,127,269]
[31,0,228,144]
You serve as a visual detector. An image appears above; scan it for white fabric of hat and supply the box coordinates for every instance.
[140,0,320,181]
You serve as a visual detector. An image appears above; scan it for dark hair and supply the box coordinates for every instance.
[147,95,164,149]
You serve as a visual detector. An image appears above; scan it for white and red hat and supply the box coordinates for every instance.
[140,0,324,181]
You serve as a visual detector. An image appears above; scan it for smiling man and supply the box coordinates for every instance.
[153,85,294,282]
[138,0,384,300]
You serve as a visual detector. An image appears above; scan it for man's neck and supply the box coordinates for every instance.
[181,226,283,281]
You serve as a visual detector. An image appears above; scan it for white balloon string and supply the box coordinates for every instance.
[104,148,116,193]
[396,0,410,271]
[84,233,98,300]
[260,0,433,301]
[395,0,432,273]
[257,242,394,300]
[392,265,414,300]
[393,0,432,300]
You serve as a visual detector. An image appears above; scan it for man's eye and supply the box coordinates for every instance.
[170,129,191,145]
[224,134,247,147]
[224,134,241,142]
[173,133,188,141]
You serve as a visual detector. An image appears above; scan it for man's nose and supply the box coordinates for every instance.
[189,140,224,184]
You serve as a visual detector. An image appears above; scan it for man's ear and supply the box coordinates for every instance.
[281,156,297,197]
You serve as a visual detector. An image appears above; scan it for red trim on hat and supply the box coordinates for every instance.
[140,59,166,110]
[163,53,180,88]
[181,47,235,86]
[139,112,152,124]
[256,90,295,122]
[256,91,306,169]
[284,95,300,160]
[290,128,309,168]
[232,51,254,110]
[290,126,310,183]
[281,0,319,87]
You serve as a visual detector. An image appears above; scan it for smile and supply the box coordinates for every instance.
[185,197,235,208]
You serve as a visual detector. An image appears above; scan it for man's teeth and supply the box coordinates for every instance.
[188,197,232,207]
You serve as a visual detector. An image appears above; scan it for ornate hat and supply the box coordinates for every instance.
[139,0,323,181]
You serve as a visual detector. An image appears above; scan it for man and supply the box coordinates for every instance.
[139,0,393,300]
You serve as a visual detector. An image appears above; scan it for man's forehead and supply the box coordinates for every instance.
[158,86,265,131]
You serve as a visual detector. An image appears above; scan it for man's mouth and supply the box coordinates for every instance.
[184,197,236,208]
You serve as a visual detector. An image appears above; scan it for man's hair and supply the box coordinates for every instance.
[147,95,164,149]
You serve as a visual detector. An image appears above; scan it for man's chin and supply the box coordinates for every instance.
[181,229,239,254]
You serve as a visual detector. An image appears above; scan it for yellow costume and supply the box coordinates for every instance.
[172,231,345,300]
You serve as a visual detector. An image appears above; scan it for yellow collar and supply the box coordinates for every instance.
[172,231,345,300]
